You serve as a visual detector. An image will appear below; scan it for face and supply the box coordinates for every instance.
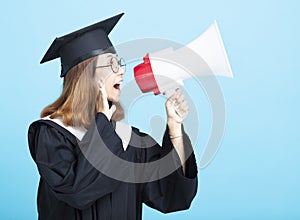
[94,53,125,102]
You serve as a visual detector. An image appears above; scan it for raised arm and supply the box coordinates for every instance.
[28,113,126,210]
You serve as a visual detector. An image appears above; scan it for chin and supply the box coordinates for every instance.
[108,96,120,103]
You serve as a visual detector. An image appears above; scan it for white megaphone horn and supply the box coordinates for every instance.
[133,20,233,96]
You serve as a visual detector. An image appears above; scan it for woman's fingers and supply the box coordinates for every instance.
[97,79,112,120]
[98,80,107,97]
[166,88,189,122]
[176,93,185,104]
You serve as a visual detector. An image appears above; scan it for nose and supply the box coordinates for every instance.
[117,66,125,76]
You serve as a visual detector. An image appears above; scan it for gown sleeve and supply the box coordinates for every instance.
[141,126,198,213]
[28,113,125,210]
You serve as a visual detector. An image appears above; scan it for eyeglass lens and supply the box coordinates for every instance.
[110,57,126,73]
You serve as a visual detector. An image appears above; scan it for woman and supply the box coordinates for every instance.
[28,13,198,220]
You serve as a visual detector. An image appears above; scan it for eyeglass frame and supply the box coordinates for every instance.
[96,56,126,73]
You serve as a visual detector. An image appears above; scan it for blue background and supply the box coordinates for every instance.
[0,0,299,219]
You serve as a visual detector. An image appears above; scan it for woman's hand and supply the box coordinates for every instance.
[165,89,189,134]
[97,80,116,121]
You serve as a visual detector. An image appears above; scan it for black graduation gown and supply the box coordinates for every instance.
[28,113,198,220]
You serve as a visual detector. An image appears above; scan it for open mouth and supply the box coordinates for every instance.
[113,83,121,90]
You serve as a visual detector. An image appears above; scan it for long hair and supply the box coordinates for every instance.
[41,56,124,128]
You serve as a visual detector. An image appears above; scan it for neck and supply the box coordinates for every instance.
[108,100,113,108]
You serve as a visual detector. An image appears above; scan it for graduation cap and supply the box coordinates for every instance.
[40,13,124,77]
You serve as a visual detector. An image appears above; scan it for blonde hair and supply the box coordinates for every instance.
[41,56,124,128]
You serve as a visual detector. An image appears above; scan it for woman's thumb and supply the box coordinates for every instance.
[108,104,117,119]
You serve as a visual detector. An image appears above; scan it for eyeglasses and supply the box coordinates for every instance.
[96,57,126,73]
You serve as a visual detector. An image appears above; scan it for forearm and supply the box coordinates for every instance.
[168,120,186,176]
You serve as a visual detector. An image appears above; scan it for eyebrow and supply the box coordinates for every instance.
[106,54,119,58]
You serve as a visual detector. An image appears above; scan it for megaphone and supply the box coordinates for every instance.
[133,21,233,96]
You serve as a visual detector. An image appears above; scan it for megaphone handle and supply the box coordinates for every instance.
[164,89,175,97]
[163,79,184,96]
